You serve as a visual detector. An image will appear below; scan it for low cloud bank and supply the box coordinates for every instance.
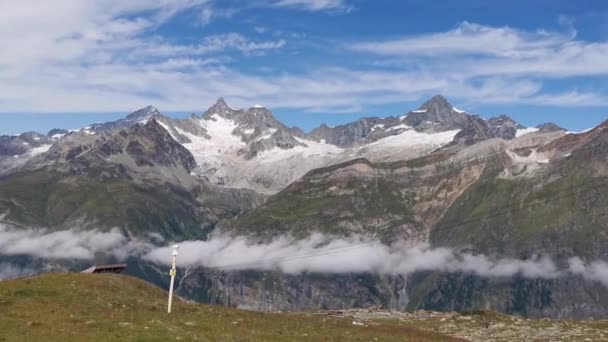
[144,233,608,287]
[2,224,608,287]
[0,224,150,260]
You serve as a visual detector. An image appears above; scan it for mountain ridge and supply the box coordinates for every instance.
[3,94,604,320]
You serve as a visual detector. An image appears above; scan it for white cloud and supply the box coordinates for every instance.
[3,224,608,287]
[0,224,151,260]
[352,22,568,58]
[0,3,605,114]
[144,233,608,287]
[351,21,608,79]
[198,4,238,25]
[197,33,286,55]
[271,0,351,12]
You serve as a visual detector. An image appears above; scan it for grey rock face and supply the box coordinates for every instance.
[0,132,50,157]
[451,115,494,146]
[536,122,565,133]
[124,119,197,172]
[308,117,401,147]
[34,119,196,175]
[173,268,409,313]
[487,114,525,140]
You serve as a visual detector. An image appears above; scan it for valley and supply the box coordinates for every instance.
[1,95,608,320]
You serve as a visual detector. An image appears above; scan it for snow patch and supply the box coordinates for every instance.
[506,148,550,166]
[567,128,593,134]
[254,128,277,142]
[412,109,427,113]
[178,115,246,169]
[81,127,95,136]
[29,144,51,156]
[387,124,411,131]
[515,127,540,138]
[256,137,343,163]
[452,107,466,113]
[51,133,65,140]
[367,129,460,149]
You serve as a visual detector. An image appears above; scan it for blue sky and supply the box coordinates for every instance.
[1,0,608,134]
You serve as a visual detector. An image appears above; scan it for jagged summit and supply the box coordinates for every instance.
[205,97,232,117]
[403,95,470,131]
[491,114,519,124]
[419,94,453,113]
[125,105,161,120]
[486,114,525,140]
[536,122,565,133]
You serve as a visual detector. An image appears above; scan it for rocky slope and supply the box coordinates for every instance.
[213,120,608,318]
[0,120,259,239]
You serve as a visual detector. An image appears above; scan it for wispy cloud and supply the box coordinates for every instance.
[3,224,608,287]
[144,233,608,287]
[351,21,608,78]
[0,3,605,113]
[270,0,352,12]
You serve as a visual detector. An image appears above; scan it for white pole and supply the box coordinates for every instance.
[167,244,180,314]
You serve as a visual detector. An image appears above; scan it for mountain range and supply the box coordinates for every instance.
[3,95,608,319]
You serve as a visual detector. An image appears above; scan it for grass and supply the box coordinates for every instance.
[0,273,463,342]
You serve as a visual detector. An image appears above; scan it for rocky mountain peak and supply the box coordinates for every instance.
[125,105,160,121]
[403,95,470,131]
[96,118,196,173]
[87,105,165,134]
[206,97,233,117]
[536,122,565,133]
[486,114,524,140]
[419,95,452,113]
[491,114,519,125]
[202,98,288,133]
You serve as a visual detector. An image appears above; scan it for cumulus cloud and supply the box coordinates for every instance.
[144,233,608,287]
